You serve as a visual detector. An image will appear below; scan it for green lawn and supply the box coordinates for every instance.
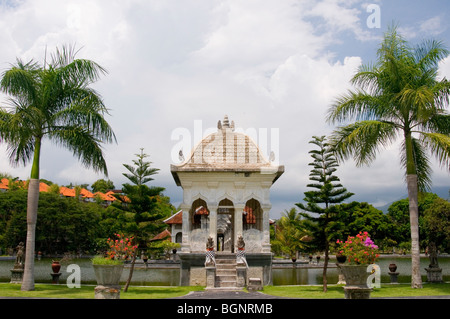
[0,282,449,299]
[262,283,450,299]
[0,283,204,299]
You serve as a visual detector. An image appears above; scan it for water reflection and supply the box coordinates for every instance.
[0,258,180,286]
[1,256,449,286]
[272,256,450,285]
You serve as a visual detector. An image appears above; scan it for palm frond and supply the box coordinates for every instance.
[420,132,450,171]
[0,59,40,104]
[327,89,391,124]
[329,120,398,166]
[49,125,109,175]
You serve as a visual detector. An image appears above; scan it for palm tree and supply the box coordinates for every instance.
[0,45,116,291]
[273,208,309,262]
[326,27,450,288]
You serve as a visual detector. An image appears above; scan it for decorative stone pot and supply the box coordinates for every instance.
[338,264,372,299]
[51,260,61,273]
[93,264,124,299]
[388,263,397,272]
[93,264,124,286]
[336,253,347,264]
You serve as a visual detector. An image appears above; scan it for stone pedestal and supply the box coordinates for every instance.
[336,263,346,284]
[10,269,24,284]
[388,272,399,284]
[236,266,247,288]
[94,285,121,299]
[344,287,372,299]
[248,277,262,291]
[425,267,443,283]
[51,273,62,284]
[206,266,216,288]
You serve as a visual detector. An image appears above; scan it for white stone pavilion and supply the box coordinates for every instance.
[170,116,284,286]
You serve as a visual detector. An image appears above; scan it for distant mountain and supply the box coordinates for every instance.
[375,186,449,213]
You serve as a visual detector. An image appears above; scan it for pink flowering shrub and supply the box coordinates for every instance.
[336,231,379,265]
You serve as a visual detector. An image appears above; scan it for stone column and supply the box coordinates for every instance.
[180,204,191,252]
[206,266,216,288]
[261,204,272,253]
[234,204,245,252]
[208,204,218,247]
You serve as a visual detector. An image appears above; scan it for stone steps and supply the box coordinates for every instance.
[215,254,237,288]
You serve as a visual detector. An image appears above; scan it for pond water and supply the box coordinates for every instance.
[272,256,450,285]
[0,258,180,286]
[1,255,449,286]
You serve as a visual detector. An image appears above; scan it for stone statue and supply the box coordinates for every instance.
[237,235,245,250]
[236,236,248,267]
[14,242,25,270]
[205,236,215,267]
[428,242,439,268]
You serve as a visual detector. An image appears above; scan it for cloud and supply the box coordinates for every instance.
[0,1,448,219]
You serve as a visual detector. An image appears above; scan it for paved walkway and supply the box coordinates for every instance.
[172,289,287,299]
[172,288,450,299]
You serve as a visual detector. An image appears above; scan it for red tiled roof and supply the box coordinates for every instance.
[60,186,76,197]
[94,191,116,201]
[39,183,50,192]
[164,210,182,224]
[0,179,8,190]
[151,229,171,241]
[80,188,94,198]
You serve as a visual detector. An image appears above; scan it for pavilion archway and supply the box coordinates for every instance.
[217,198,234,252]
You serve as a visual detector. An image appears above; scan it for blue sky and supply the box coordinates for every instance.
[0,0,449,219]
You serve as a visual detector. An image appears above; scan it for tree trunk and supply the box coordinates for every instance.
[21,138,41,291]
[123,250,137,292]
[21,178,39,291]
[322,243,329,293]
[407,174,423,289]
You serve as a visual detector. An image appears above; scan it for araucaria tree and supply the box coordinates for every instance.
[119,148,166,292]
[0,46,116,291]
[327,27,450,288]
[296,135,353,292]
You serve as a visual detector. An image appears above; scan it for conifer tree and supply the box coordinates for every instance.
[119,148,165,292]
[296,135,354,292]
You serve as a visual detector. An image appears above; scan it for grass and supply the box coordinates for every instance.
[0,283,204,299]
[262,282,450,299]
[0,282,448,299]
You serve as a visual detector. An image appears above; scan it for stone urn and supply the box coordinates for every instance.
[93,264,124,299]
[338,264,372,299]
[336,253,347,264]
[51,260,61,273]
[388,263,397,272]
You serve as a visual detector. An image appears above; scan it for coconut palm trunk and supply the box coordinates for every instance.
[21,139,41,291]
[407,174,422,288]
[22,179,39,290]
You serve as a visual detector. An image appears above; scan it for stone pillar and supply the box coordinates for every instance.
[206,266,216,288]
[209,205,218,245]
[180,204,191,252]
[234,204,245,252]
[261,204,272,253]
[236,266,247,288]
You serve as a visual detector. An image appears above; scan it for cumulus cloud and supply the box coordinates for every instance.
[0,0,448,217]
